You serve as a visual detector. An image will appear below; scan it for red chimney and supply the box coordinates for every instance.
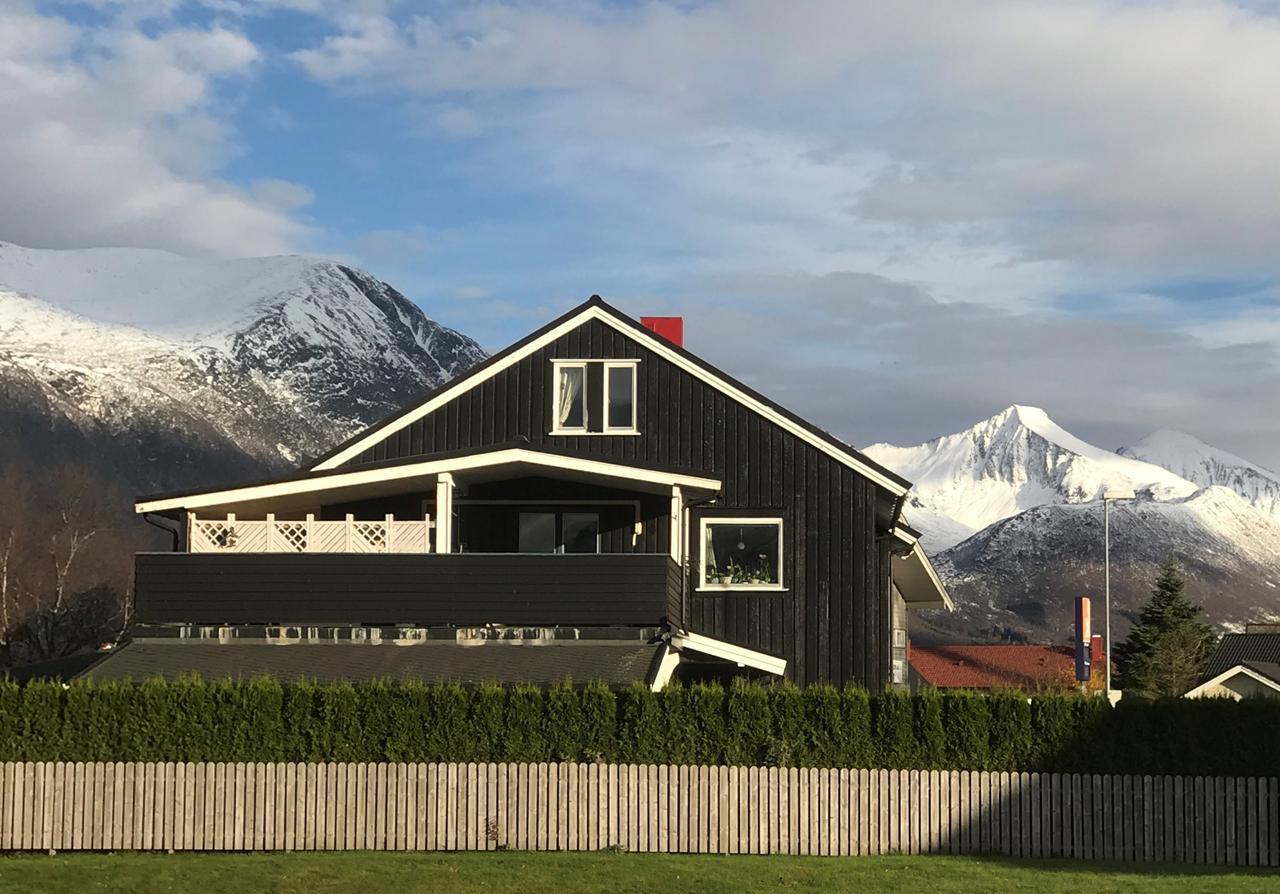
[640,316,683,347]
[1090,634,1104,665]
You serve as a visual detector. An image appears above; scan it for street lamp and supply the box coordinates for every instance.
[1103,489,1135,697]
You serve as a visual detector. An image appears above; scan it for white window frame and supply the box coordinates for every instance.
[698,516,786,592]
[602,361,639,434]
[548,359,643,436]
[550,360,589,435]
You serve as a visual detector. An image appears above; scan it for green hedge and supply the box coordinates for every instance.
[0,676,1275,776]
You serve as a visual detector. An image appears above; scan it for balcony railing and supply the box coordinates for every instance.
[134,552,685,627]
[188,513,434,554]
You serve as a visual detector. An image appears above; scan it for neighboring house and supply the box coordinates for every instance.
[83,296,950,689]
[909,636,1103,693]
[1184,625,1280,700]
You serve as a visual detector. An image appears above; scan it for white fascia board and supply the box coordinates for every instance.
[1184,664,1280,699]
[671,630,787,676]
[136,448,722,514]
[311,306,909,497]
[893,542,954,611]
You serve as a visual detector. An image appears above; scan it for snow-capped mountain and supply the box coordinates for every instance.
[1119,429,1280,521]
[866,405,1280,642]
[0,242,487,491]
[864,405,1195,552]
[928,486,1280,642]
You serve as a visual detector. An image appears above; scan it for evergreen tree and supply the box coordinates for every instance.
[1113,560,1217,697]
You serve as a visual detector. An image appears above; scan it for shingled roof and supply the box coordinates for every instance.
[1202,633,1280,681]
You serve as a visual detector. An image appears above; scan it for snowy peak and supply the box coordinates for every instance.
[1120,429,1280,520]
[0,241,487,482]
[863,405,1197,551]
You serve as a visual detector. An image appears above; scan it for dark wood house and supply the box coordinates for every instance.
[89,297,950,689]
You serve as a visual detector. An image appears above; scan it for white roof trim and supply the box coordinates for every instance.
[310,304,909,497]
[892,538,954,611]
[1184,664,1280,699]
[670,630,787,676]
[136,448,722,514]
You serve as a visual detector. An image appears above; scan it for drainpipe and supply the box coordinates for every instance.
[143,513,182,552]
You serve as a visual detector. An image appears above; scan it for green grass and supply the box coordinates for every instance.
[1,852,1277,893]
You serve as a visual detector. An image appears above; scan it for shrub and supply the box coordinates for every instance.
[0,676,1274,776]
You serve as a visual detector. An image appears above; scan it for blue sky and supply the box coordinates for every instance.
[5,0,1280,464]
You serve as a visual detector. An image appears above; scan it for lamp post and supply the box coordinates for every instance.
[1102,490,1135,697]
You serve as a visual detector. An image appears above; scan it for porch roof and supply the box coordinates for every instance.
[890,524,954,611]
[77,637,667,687]
[135,443,722,516]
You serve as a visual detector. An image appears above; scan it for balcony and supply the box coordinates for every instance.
[188,513,434,554]
[134,551,685,628]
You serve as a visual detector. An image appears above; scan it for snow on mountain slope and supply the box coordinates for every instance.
[1119,429,1280,520]
[0,241,326,338]
[0,242,487,489]
[863,405,1197,551]
[926,486,1280,642]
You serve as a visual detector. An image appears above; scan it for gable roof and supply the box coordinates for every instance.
[1184,660,1280,699]
[910,643,1080,691]
[1202,632,1280,681]
[306,296,911,497]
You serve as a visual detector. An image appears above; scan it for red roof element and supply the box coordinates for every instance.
[910,640,1099,691]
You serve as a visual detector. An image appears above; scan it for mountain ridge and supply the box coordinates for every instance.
[0,243,488,489]
[865,405,1280,641]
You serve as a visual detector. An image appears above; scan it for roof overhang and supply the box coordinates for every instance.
[136,447,722,515]
[1184,663,1280,699]
[308,299,911,498]
[890,525,953,611]
[649,630,787,690]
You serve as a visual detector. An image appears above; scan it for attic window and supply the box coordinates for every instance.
[604,362,637,432]
[554,362,587,432]
[550,359,640,435]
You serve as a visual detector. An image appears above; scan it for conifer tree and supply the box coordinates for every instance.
[1113,560,1217,697]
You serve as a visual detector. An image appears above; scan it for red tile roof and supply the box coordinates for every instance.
[910,638,1102,692]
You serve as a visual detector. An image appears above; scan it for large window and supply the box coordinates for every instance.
[518,511,600,554]
[551,359,639,435]
[604,362,637,432]
[699,517,783,590]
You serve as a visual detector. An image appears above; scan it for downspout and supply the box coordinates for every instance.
[680,493,720,629]
[143,513,182,552]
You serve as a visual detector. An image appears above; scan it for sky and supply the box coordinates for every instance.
[4,0,1280,466]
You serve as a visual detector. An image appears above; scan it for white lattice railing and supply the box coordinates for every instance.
[187,513,434,554]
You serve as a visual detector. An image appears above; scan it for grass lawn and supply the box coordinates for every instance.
[1,851,1277,893]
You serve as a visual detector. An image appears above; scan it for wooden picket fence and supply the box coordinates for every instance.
[1,762,1277,865]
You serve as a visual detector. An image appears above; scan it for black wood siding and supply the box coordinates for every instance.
[334,318,897,689]
[136,552,681,628]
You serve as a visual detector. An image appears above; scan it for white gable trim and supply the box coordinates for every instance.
[310,305,909,497]
[890,524,954,611]
[1184,664,1280,699]
[670,630,787,676]
[136,448,722,514]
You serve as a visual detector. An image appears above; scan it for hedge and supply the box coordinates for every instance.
[0,676,1275,776]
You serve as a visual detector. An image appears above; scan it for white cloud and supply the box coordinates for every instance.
[0,5,307,258]
[290,1,1280,287]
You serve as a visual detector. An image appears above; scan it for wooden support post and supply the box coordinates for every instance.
[435,474,455,554]
[306,514,314,553]
[385,514,394,553]
[345,514,354,552]
[265,513,276,552]
[669,486,682,562]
